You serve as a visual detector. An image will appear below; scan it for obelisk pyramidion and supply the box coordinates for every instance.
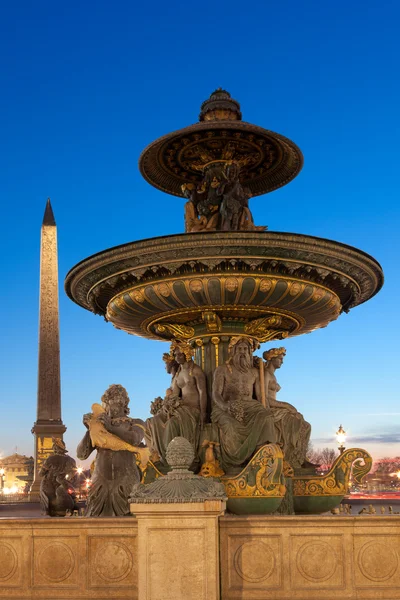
[30,199,66,499]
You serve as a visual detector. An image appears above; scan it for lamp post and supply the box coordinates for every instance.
[336,425,346,455]
[76,466,83,499]
[0,468,5,492]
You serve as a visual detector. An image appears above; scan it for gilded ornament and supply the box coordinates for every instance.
[131,290,145,303]
[260,279,273,292]
[189,279,203,292]
[264,347,286,361]
[199,441,224,478]
[221,444,285,499]
[293,448,372,497]
[169,339,194,361]
[155,323,195,340]
[312,289,324,301]
[157,283,171,297]
[289,282,302,296]
[202,310,222,332]
[225,277,239,292]
[244,315,287,342]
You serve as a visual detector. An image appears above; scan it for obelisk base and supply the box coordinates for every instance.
[131,500,225,600]
[29,420,66,501]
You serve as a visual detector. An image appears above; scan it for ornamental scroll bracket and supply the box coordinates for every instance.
[244,315,289,343]
[154,323,195,340]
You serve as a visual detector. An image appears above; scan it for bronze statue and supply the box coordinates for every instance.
[39,438,77,517]
[145,341,207,468]
[219,162,246,231]
[182,161,266,233]
[77,384,145,517]
[263,347,311,468]
[182,182,218,233]
[212,337,276,473]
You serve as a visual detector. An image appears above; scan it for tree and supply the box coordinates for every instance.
[372,457,400,474]
[306,442,338,469]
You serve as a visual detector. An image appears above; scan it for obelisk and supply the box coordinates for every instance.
[30,199,66,499]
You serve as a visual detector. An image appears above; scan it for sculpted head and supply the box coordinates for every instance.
[229,337,254,373]
[52,437,67,455]
[263,347,286,370]
[163,352,178,376]
[170,340,194,365]
[101,384,130,418]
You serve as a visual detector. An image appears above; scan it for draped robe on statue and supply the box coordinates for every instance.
[212,361,276,473]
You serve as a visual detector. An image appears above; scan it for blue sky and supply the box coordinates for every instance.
[0,1,399,462]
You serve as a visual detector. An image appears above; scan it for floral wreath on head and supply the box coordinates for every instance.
[169,339,194,362]
[264,347,286,361]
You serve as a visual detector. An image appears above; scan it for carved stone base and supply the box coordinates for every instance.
[131,501,225,600]
[2,513,400,599]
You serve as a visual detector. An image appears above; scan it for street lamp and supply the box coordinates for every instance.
[0,468,5,492]
[76,466,83,499]
[336,425,346,455]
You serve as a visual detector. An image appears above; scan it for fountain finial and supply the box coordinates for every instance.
[199,89,242,122]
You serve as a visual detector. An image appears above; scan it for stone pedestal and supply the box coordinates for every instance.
[131,500,225,600]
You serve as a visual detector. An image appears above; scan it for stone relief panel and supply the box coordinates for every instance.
[289,534,344,589]
[354,535,400,587]
[0,523,139,599]
[221,519,400,599]
[0,537,22,588]
[229,535,282,591]
[33,536,79,587]
[88,535,137,589]
[147,527,208,600]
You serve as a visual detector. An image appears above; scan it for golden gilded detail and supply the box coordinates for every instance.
[211,336,220,367]
[203,109,240,121]
[244,315,289,342]
[264,347,287,360]
[225,277,239,292]
[107,272,341,342]
[293,448,372,497]
[189,279,203,292]
[200,441,225,477]
[260,279,273,292]
[130,290,145,303]
[202,310,222,333]
[155,323,195,340]
[222,444,286,499]
[169,339,194,361]
[156,283,171,297]
[283,461,294,477]
[88,403,143,453]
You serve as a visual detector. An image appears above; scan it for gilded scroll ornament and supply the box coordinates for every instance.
[155,323,195,340]
[244,315,289,342]
[293,448,372,497]
[221,444,285,498]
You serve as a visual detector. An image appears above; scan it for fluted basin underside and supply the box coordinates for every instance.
[65,231,383,343]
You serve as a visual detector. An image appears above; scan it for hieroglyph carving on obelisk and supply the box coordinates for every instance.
[30,199,66,499]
